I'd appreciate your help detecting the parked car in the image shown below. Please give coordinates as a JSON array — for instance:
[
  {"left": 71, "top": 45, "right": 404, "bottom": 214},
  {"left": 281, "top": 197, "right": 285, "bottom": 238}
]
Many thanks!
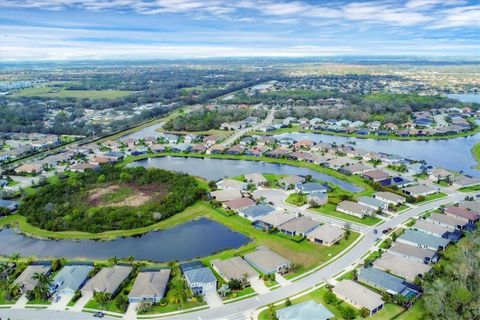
[
  {"left": 53, "top": 295, "right": 61, "bottom": 303},
  {"left": 373, "top": 229, "right": 378, "bottom": 234},
  {"left": 382, "top": 228, "right": 392, "bottom": 234},
  {"left": 93, "top": 312, "right": 104, "bottom": 318}
]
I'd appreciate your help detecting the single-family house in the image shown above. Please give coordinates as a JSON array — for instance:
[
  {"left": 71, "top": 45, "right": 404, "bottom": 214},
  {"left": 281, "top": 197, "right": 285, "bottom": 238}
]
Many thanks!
[
  {"left": 373, "top": 192, "right": 406, "bottom": 205},
  {"left": 244, "top": 173, "right": 268, "bottom": 186},
  {"left": 397, "top": 229, "right": 450, "bottom": 251},
  {"left": 0, "top": 199, "right": 19, "bottom": 213},
  {"left": 15, "top": 163, "right": 42, "bottom": 174},
  {"left": 244, "top": 247, "right": 291, "bottom": 274},
  {"left": 362, "top": 169, "right": 389, "bottom": 182},
  {"left": 306, "top": 224, "right": 344, "bottom": 246},
  {"left": 307, "top": 192, "right": 328, "bottom": 206},
  {"left": 388, "top": 242, "right": 438, "bottom": 264},
  {"left": 342, "top": 163, "right": 373, "bottom": 175},
  {"left": 81, "top": 265, "right": 132, "bottom": 295},
  {"left": 427, "top": 213, "right": 469, "bottom": 230},
  {"left": 224, "top": 197, "right": 256, "bottom": 211},
  {"left": 358, "top": 196, "right": 389, "bottom": 211},
  {"left": 336, "top": 201, "right": 373, "bottom": 218},
  {"left": 239, "top": 203, "right": 276, "bottom": 221},
  {"left": 373, "top": 253, "right": 431, "bottom": 282},
  {"left": 169, "top": 143, "right": 191, "bottom": 153},
  {"left": 216, "top": 179, "right": 247, "bottom": 190},
  {"left": 211, "top": 257, "right": 258, "bottom": 283},
  {"left": 69, "top": 163, "right": 99, "bottom": 172},
  {"left": 255, "top": 212, "right": 296, "bottom": 230},
  {"left": 358, "top": 267, "right": 418, "bottom": 297},
  {"left": 128, "top": 269, "right": 171, "bottom": 303},
  {"left": 50, "top": 264, "right": 93, "bottom": 295},
  {"left": 210, "top": 189, "right": 242, "bottom": 202},
  {"left": 429, "top": 168, "right": 453, "bottom": 182},
  {"left": 183, "top": 266, "right": 217, "bottom": 295},
  {"left": 208, "top": 145, "right": 226, "bottom": 154},
  {"left": 444, "top": 206, "right": 479, "bottom": 224},
  {"left": 452, "top": 176, "right": 480, "bottom": 189},
  {"left": 191, "top": 144, "right": 208, "bottom": 153},
  {"left": 413, "top": 219, "right": 452, "bottom": 237},
  {"left": 14, "top": 263, "right": 52, "bottom": 294},
  {"left": 402, "top": 185, "right": 437, "bottom": 198},
  {"left": 332, "top": 280, "right": 384, "bottom": 316},
  {"left": 226, "top": 145, "right": 245, "bottom": 155},
  {"left": 277, "top": 216, "right": 320, "bottom": 236},
  {"left": 279, "top": 175, "right": 304, "bottom": 188},
  {"left": 276, "top": 301, "right": 334, "bottom": 320},
  {"left": 295, "top": 182, "right": 329, "bottom": 194}
]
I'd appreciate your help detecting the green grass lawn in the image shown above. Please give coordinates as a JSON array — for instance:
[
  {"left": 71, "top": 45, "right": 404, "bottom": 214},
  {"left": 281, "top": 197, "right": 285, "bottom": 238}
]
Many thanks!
[
  {"left": 394, "top": 299, "right": 426, "bottom": 320},
  {"left": 311, "top": 203, "right": 382, "bottom": 226},
  {"left": 285, "top": 193, "right": 307, "bottom": 206},
  {"left": 417, "top": 192, "right": 447, "bottom": 203},
  {"left": 224, "top": 286, "right": 255, "bottom": 301},
  {"left": 459, "top": 184, "right": 480, "bottom": 192},
  {"left": 0, "top": 290, "right": 16, "bottom": 305},
  {"left": 472, "top": 141, "right": 480, "bottom": 169},
  {"left": 12, "top": 87, "right": 134, "bottom": 99},
  {"left": 139, "top": 299, "right": 207, "bottom": 314},
  {"left": 27, "top": 298, "right": 51, "bottom": 305}
]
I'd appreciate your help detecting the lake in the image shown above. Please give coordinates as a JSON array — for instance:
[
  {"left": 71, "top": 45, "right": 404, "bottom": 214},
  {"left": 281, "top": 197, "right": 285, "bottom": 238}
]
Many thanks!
[
  {"left": 0, "top": 218, "right": 250, "bottom": 262},
  {"left": 130, "top": 156, "right": 363, "bottom": 192},
  {"left": 446, "top": 93, "right": 480, "bottom": 104},
  {"left": 274, "top": 132, "right": 480, "bottom": 177}
]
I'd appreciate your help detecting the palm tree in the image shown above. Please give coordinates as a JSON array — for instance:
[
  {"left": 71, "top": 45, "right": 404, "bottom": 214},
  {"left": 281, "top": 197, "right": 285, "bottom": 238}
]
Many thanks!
[
  {"left": 7, "top": 282, "right": 21, "bottom": 301},
  {"left": 32, "top": 272, "right": 52, "bottom": 301},
  {"left": 9, "top": 253, "right": 21, "bottom": 264},
  {"left": 0, "top": 262, "right": 10, "bottom": 291}
]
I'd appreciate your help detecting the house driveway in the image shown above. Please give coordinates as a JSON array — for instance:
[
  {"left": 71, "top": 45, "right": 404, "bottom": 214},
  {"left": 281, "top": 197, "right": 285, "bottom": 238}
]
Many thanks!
[
  {"left": 48, "top": 293, "right": 74, "bottom": 310},
  {"left": 275, "top": 274, "right": 291, "bottom": 287},
  {"left": 12, "top": 293, "right": 28, "bottom": 309},
  {"left": 204, "top": 290, "right": 223, "bottom": 308},
  {"left": 249, "top": 278, "right": 269, "bottom": 295},
  {"left": 70, "top": 291, "right": 93, "bottom": 311},
  {"left": 124, "top": 302, "right": 138, "bottom": 320}
]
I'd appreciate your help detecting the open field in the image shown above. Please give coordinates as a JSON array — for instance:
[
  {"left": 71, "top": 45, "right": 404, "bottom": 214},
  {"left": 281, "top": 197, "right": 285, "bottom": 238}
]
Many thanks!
[{"left": 11, "top": 87, "right": 134, "bottom": 99}]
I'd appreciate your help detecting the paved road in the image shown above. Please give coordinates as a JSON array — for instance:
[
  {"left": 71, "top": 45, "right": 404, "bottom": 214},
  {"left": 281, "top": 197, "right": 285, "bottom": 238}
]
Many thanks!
[
  {"left": 2, "top": 191, "right": 474, "bottom": 320},
  {"left": 217, "top": 110, "right": 275, "bottom": 148},
  {"left": 0, "top": 309, "right": 118, "bottom": 320}
]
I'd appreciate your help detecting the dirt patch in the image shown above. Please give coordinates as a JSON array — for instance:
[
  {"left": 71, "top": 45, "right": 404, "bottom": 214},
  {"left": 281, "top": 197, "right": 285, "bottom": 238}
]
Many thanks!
[{"left": 86, "top": 183, "right": 169, "bottom": 208}]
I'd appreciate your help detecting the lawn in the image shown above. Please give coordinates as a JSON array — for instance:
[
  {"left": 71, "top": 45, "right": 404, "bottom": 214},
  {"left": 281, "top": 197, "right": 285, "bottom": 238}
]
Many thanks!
[
  {"left": 394, "top": 299, "right": 426, "bottom": 320},
  {"left": 459, "top": 184, "right": 480, "bottom": 192},
  {"left": 12, "top": 87, "right": 134, "bottom": 99},
  {"left": 472, "top": 141, "right": 480, "bottom": 169},
  {"left": 285, "top": 193, "right": 307, "bottom": 206},
  {"left": 417, "top": 192, "right": 447, "bottom": 203},
  {"left": 311, "top": 203, "right": 382, "bottom": 226},
  {"left": 0, "top": 289, "right": 16, "bottom": 305},
  {"left": 224, "top": 286, "right": 256, "bottom": 301},
  {"left": 258, "top": 286, "right": 404, "bottom": 320}
]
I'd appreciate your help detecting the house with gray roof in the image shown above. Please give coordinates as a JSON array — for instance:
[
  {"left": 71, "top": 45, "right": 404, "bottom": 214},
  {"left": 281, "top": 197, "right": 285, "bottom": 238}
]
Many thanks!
[
  {"left": 14, "top": 263, "right": 52, "bottom": 294},
  {"left": 128, "top": 269, "right": 171, "bottom": 303},
  {"left": 358, "top": 196, "right": 389, "bottom": 211},
  {"left": 332, "top": 280, "right": 384, "bottom": 316},
  {"left": 210, "top": 189, "right": 242, "bottom": 202},
  {"left": 427, "top": 213, "right": 469, "bottom": 230},
  {"left": 183, "top": 267, "right": 217, "bottom": 295},
  {"left": 307, "top": 192, "right": 328, "bottom": 206},
  {"left": 255, "top": 212, "right": 296, "bottom": 230},
  {"left": 373, "top": 191, "right": 406, "bottom": 205},
  {"left": 279, "top": 175, "right": 304, "bottom": 188},
  {"left": 398, "top": 229, "right": 450, "bottom": 251},
  {"left": 239, "top": 203, "right": 276, "bottom": 222},
  {"left": 388, "top": 242, "right": 438, "bottom": 264},
  {"left": 413, "top": 219, "right": 452, "bottom": 237},
  {"left": 276, "top": 300, "right": 334, "bottom": 320},
  {"left": 278, "top": 216, "right": 320, "bottom": 236},
  {"left": 0, "top": 199, "right": 18, "bottom": 213},
  {"left": 295, "top": 182, "right": 329, "bottom": 194},
  {"left": 373, "top": 253, "right": 431, "bottom": 282},
  {"left": 216, "top": 179, "right": 247, "bottom": 190},
  {"left": 244, "top": 247, "right": 292, "bottom": 274},
  {"left": 402, "top": 184, "right": 437, "bottom": 198},
  {"left": 244, "top": 173, "right": 267, "bottom": 186},
  {"left": 336, "top": 200, "right": 373, "bottom": 218},
  {"left": 211, "top": 257, "right": 258, "bottom": 283},
  {"left": 306, "top": 224, "right": 344, "bottom": 246},
  {"left": 81, "top": 265, "right": 132, "bottom": 295},
  {"left": 358, "top": 267, "right": 419, "bottom": 297},
  {"left": 51, "top": 264, "right": 93, "bottom": 295}
]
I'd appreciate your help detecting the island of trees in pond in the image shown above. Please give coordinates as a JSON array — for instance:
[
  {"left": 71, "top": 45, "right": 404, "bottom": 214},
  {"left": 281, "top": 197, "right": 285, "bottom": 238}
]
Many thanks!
[{"left": 19, "top": 165, "right": 205, "bottom": 233}]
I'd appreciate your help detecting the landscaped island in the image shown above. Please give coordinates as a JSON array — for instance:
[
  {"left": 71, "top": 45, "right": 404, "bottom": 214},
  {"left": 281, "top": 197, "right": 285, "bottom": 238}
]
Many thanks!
[{"left": 18, "top": 165, "right": 204, "bottom": 233}]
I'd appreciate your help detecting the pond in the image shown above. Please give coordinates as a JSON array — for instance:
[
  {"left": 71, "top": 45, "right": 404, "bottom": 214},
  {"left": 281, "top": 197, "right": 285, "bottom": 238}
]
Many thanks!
[
  {"left": 274, "top": 132, "right": 480, "bottom": 177},
  {"left": 130, "top": 156, "right": 363, "bottom": 192},
  {"left": 0, "top": 218, "right": 250, "bottom": 262},
  {"left": 446, "top": 93, "right": 480, "bottom": 104}
]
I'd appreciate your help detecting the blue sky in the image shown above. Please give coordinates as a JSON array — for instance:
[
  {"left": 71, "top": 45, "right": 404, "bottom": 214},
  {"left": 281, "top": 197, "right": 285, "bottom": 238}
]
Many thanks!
[{"left": 0, "top": 0, "right": 479, "bottom": 60}]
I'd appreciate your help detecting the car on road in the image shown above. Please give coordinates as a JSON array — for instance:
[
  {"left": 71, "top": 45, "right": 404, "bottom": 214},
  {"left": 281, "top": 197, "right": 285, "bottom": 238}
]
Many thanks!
[
  {"left": 382, "top": 228, "right": 392, "bottom": 234},
  {"left": 476, "top": 194, "right": 480, "bottom": 198},
  {"left": 373, "top": 229, "right": 378, "bottom": 234},
  {"left": 93, "top": 312, "right": 104, "bottom": 318}
]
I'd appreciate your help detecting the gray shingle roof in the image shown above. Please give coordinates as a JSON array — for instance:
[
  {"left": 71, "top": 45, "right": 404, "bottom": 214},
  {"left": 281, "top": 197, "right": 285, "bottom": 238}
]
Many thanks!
[
  {"left": 184, "top": 267, "right": 216, "bottom": 285},
  {"left": 81, "top": 265, "right": 132, "bottom": 294},
  {"left": 240, "top": 204, "right": 275, "bottom": 218},
  {"left": 128, "top": 270, "right": 171, "bottom": 299},
  {"left": 52, "top": 265, "right": 93, "bottom": 293},
  {"left": 358, "top": 267, "right": 407, "bottom": 294},
  {"left": 399, "top": 229, "right": 450, "bottom": 250}
]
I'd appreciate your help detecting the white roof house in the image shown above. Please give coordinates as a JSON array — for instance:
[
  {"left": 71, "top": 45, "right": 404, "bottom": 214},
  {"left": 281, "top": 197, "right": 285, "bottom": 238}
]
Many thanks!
[
  {"left": 373, "top": 253, "right": 431, "bottom": 282},
  {"left": 332, "top": 280, "right": 384, "bottom": 316},
  {"left": 211, "top": 257, "right": 259, "bottom": 282},
  {"left": 128, "top": 270, "right": 171, "bottom": 303},
  {"left": 306, "top": 224, "right": 344, "bottom": 246}
]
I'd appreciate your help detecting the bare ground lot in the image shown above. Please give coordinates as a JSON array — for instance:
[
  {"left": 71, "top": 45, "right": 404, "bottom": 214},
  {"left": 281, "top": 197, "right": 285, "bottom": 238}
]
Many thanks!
[{"left": 87, "top": 183, "right": 168, "bottom": 207}]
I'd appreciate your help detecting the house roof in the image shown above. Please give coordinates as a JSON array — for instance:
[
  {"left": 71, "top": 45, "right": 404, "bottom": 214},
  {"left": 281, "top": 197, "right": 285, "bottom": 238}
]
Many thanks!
[
  {"left": 211, "top": 257, "right": 258, "bottom": 281},
  {"left": 276, "top": 300, "right": 334, "bottom": 320},
  {"left": 399, "top": 229, "right": 450, "bottom": 249},
  {"left": 306, "top": 224, "right": 344, "bottom": 243},
  {"left": 184, "top": 267, "right": 216, "bottom": 285},
  {"left": 363, "top": 169, "right": 389, "bottom": 180},
  {"left": 240, "top": 204, "right": 276, "bottom": 218},
  {"left": 358, "top": 267, "right": 407, "bottom": 294},
  {"left": 445, "top": 206, "right": 479, "bottom": 221},
  {"left": 337, "top": 201, "right": 372, "bottom": 215},
  {"left": 256, "top": 212, "right": 296, "bottom": 227},
  {"left": 225, "top": 197, "right": 256, "bottom": 210},
  {"left": 374, "top": 191, "right": 406, "bottom": 203},
  {"left": 128, "top": 270, "right": 170, "bottom": 299},
  {"left": 280, "top": 175, "right": 304, "bottom": 185},
  {"left": 414, "top": 219, "right": 452, "bottom": 236},
  {"left": 296, "top": 182, "right": 329, "bottom": 193},
  {"left": 402, "top": 184, "right": 436, "bottom": 196},
  {"left": 358, "top": 196, "right": 387, "bottom": 208},
  {"left": 373, "top": 253, "right": 431, "bottom": 281},
  {"left": 332, "top": 280, "right": 383, "bottom": 311},
  {"left": 0, "top": 199, "right": 18, "bottom": 210},
  {"left": 52, "top": 265, "right": 93, "bottom": 293},
  {"left": 82, "top": 265, "right": 132, "bottom": 294},
  {"left": 389, "top": 242, "right": 437, "bottom": 261},
  {"left": 210, "top": 189, "right": 242, "bottom": 202},
  {"left": 14, "top": 264, "right": 52, "bottom": 291},
  {"left": 343, "top": 163, "right": 372, "bottom": 174},
  {"left": 244, "top": 247, "right": 291, "bottom": 274},
  {"left": 427, "top": 213, "right": 468, "bottom": 228},
  {"left": 217, "top": 179, "right": 246, "bottom": 190},
  {"left": 180, "top": 261, "right": 204, "bottom": 273},
  {"left": 244, "top": 173, "right": 267, "bottom": 184},
  {"left": 278, "top": 216, "right": 320, "bottom": 234},
  {"left": 458, "top": 200, "right": 480, "bottom": 213}
]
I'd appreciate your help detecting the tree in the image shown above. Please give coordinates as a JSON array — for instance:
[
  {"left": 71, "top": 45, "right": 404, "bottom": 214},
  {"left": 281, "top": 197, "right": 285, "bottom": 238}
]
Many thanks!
[
  {"left": 324, "top": 290, "right": 337, "bottom": 304},
  {"left": 94, "top": 291, "right": 111, "bottom": 308},
  {"left": 9, "top": 253, "right": 21, "bottom": 264},
  {"left": 360, "top": 307, "right": 370, "bottom": 318},
  {"left": 344, "top": 222, "right": 351, "bottom": 240},
  {"left": 284, "top": 297, "right": 291, "bottom": 307},
  {"left": 340, "top": 306, "right": 357, "bottom": 319},
  {"left": 305, "top": 174, "right": 312, "bottom": 182},
  {"left": 6, "top": 282, "right": 21, "bottom": 301},
  {"left": 266, "top": 303, "right": 277, "bottom": 320},
  {"left": 32, "top": 272, "right": 53, "bottom": 301}
]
